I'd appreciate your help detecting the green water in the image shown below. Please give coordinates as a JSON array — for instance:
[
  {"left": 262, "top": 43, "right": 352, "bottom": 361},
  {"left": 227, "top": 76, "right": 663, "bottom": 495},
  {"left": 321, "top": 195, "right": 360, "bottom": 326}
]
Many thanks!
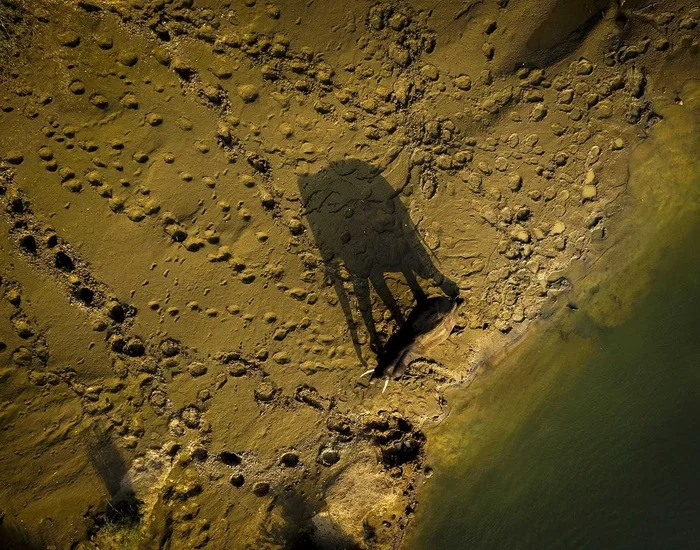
[{"left": 408, "top": 84, "right": 700, "bottom": 549}]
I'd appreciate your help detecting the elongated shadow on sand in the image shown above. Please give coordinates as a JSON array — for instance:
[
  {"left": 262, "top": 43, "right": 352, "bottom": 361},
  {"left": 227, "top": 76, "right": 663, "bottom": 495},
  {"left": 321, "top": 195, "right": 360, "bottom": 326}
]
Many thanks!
[
  {"left": 0, "top": 428, "right": 136, "bottom": 548},
  {"left": 84, "top": 427, "right": 140, "bottom": 526},
  {"left": 0, "top": 517, "right": 47, "bottom": 550},
  {"left": 298, "top": 159, "right": 458, "bottom": 362},
  {"left": 260, "top": 489, "right": 360, "bottom": 550}
]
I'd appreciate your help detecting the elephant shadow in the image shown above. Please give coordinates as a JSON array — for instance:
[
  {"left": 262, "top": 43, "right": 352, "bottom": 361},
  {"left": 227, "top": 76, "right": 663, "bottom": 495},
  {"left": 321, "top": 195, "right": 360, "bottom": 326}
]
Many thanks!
[{"left": 298, "top": 158, "right": 458, "bottom": 361}]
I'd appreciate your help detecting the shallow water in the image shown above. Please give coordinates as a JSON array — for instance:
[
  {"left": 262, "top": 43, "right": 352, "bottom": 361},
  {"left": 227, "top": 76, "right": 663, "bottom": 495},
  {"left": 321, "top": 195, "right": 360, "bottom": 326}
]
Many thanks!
[{"left": 407, "top": 84, "right": 700, "bottom": 549}]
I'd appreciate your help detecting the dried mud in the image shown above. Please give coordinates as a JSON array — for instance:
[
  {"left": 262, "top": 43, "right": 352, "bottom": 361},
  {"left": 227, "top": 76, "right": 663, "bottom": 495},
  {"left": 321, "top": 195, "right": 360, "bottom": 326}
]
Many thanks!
[{"left": 0, "top": 0, "right": 698, "bottom": 548}]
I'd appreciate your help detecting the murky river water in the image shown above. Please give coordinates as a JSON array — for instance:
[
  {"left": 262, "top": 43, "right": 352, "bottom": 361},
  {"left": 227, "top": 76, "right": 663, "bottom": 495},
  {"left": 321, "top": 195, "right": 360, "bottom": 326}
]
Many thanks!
[{"left": 407, "top": 83, "right": 700, "bottom": 549}]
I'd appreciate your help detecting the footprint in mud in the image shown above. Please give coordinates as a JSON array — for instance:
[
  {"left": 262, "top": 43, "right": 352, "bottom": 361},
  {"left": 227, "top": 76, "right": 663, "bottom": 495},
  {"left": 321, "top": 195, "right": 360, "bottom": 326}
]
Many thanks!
[{"left": 298, "top": 159, "right": 458, "bottom": 358}]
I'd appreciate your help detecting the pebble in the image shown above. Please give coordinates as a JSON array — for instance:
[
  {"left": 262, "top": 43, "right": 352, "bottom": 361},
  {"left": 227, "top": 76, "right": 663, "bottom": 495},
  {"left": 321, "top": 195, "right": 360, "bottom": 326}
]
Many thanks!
[
  {"left": 237, "top": 84, "right": 259, "bottom": 103},
  {"left": 576, "top": 58, "right": 593, "bottom": 75},
  {"left": 133, "top": 151, "right": 149, "bottom": 163},
  {"left": 188, "top": 362, "right": 208, "bottom": 377},
  {"left": 173, "top": 118, "right": 193, "bottom": 133},
  {"left": 181, "top": 406, "right": 201, "bottom": 428},
  {"left": 550, "top": 222, "right": 565, "bottom": 235},
  {"left": 227, "top": 362, "right": 246, "bottom": 377},
  {"left": 152, "top": 46, "right": 171, "bottom": 66},
  {"left": 68, "top": 80, "right": 85, "bottom": 94},
  {"left": 530, "top": 104, "right": 547, "bottom": 121},
  {"left": 57, "top": 30, "right": 80, "bottom": 47},
  {"left": 38, "top": 146, "right": 54, "bottom": 160},
  {"left": 118, "top": 51, "right": 138, "bottom": 67},
  {"left": 584, "top": 169, "right": 596, "bottom": 185},
  {"left": 146, "top": 113, "right": 163, "bottom": 126},
  {"left": 120, "top": 93, "right": 138, "bottom": 109},
  {"left": 5, "top": 150, "right": 24, "bottom": 165},
  {"left": 272, "top": 351, "right": 290, "bottom": 364},
  {"left": 421, "top": 64, "right": 439, "bottom": 81},
  {"left": 508, "top": 174, "right": 522, "bottom": 192},
  {"left": 582, "top": 185, "right": 597, "bottom": 200},
  {"left": 95, "top": 34, "right": 113, "bottom": 49},
  {"left": 254, "top": 382, "right": 277, "bottom": 402},
  {"left": 89, "top": 94, "right": 108, "bottom": 109}
]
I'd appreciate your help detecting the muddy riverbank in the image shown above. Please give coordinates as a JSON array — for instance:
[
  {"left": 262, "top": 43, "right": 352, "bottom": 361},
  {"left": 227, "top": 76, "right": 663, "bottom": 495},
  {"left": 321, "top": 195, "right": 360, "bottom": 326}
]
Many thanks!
[{"left": 0, "top": 1, "right": 698, "bottom": 548}]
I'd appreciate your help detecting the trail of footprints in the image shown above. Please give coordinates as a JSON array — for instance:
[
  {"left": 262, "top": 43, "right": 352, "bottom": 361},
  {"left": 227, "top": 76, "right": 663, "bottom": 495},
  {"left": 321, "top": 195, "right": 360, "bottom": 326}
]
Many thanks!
[
  {"left": 11, "top": 0, "right": 655, "bottom": 341},
  {"left": 1, "top": 165, "right": 392, "bottom": 522},
  {"left": 1, "top": 0, "right": 698, "bottom": 545}
]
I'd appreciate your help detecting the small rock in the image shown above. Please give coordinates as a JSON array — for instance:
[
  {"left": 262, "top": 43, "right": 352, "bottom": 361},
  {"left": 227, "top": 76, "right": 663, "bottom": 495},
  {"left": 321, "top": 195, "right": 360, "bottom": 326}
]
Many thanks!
[
  {"left": 420, "top": 64, "right": 439, "bottom": 81},
  {"left": 582, "top": 185, "right": 597, "bottom": 200},
  {"left": 455, "top": 74, "right": 472, "bottom": 92},
  {"left": 254, "top": 382, "right": 277, "bottom": 402},
  {"left": 5, "top": 150, "right": 23, "bottom": 165},
  {"left": 576, "top": 58, "right": 593, "bottom": 75},
  {"left": 188, "top": 362, "right": 208, "bottom": 377},
  {"left": 508, "top": 174, "right": 522, "bottom": 192},
  {"left": 237, "top": 84, "right": 259, "bottom": 103},
  {"left": 68, "top": 80, "right": 85, "bottom": 95},
  {"left": 58, "top": 30, "right": 80, "bottom": 47},
  {"left": 272, "top": 351, "right": 290, "bottom": 364},
  {"left": 89, "top": 94, "right": 108, "bottom": 109},
  {"left": 118, "top": 51, "right": 138, "bottom": 67},
  {"left": 95, "top": 34, "right": 113, "bottom": 49},
  {"left": 181, "top": 406, "right": 201, "bottom": 428},
  {"left": 550, "top": 222, "right": 565, "bottom": 235}
]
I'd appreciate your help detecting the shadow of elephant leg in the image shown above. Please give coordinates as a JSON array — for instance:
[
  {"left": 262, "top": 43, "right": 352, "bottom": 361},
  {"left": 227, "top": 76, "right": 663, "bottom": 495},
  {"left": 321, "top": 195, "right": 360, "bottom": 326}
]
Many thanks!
[
  {"left": 370, "top": 272, "right": 405, "bottom": 324},
  {"left": 437, "top": 273, "right": 460, "bottom": 298},
  {"left": 331, "top": 273, "right": 366, "bottom": 365},
  {"left": 352, "top": 276, "right": 380, "bottom": 351},
  {"left": 402, "top": 266, "right": 428, "bottom": 305},
  {"left": 410, "top": 257, "right": 460, "bottom": 299}
]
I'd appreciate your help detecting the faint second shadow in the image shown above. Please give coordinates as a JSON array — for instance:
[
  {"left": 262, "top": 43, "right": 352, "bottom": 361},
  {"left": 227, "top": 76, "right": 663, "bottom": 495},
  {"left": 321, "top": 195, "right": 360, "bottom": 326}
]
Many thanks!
[
  {"left": 298, "top": 159, "right": 458, "bottom": 361},
  {"left": 259, "top": 489, "right": 360, "bottom": 550},
  {"left": 84, "top": 427, "right": 140, "bottom": 528}
]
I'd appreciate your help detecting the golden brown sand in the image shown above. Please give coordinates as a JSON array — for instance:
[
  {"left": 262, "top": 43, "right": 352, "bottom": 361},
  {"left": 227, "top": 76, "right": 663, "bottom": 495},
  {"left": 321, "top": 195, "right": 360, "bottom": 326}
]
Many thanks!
[{"left": 0, "top": 0, "right": 697, "bottom": 548}]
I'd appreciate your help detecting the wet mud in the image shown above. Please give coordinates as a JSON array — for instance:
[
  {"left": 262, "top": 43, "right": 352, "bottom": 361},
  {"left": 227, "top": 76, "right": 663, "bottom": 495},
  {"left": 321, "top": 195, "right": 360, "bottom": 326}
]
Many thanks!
[{"left": 0, "top": 0, "right": 698, "bottom": 548}]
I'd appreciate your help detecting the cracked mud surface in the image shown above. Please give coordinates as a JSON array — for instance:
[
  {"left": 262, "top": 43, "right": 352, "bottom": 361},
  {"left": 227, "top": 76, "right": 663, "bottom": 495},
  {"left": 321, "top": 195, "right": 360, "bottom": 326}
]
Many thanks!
[{"left": 0, "top": 0, "right": 698, "bottom": 548}]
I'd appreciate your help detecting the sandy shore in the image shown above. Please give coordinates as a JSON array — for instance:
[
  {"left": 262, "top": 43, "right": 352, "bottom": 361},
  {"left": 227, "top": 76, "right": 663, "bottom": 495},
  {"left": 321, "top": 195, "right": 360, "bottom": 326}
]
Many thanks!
[{"left": 0, "top": 0, "right": 698, "bottom": 548}]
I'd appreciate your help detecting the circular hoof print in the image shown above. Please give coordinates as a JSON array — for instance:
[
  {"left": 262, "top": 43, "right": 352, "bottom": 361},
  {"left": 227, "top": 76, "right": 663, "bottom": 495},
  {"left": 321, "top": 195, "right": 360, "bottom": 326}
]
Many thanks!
[
  {"left": 252, "top": 482, "right": 270, "bottom": 497},
  {"left": 319, "top": 448, "right": 340, "bottom": 466},
  {"left": 219, "top": 451, "right": 242, "bottom": 466},
  {"left": 230, "top": 474, "right": 244, "bottom": 487},
  {"left": 280, "top": 452, "right": 299, "bottom": 467}
]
